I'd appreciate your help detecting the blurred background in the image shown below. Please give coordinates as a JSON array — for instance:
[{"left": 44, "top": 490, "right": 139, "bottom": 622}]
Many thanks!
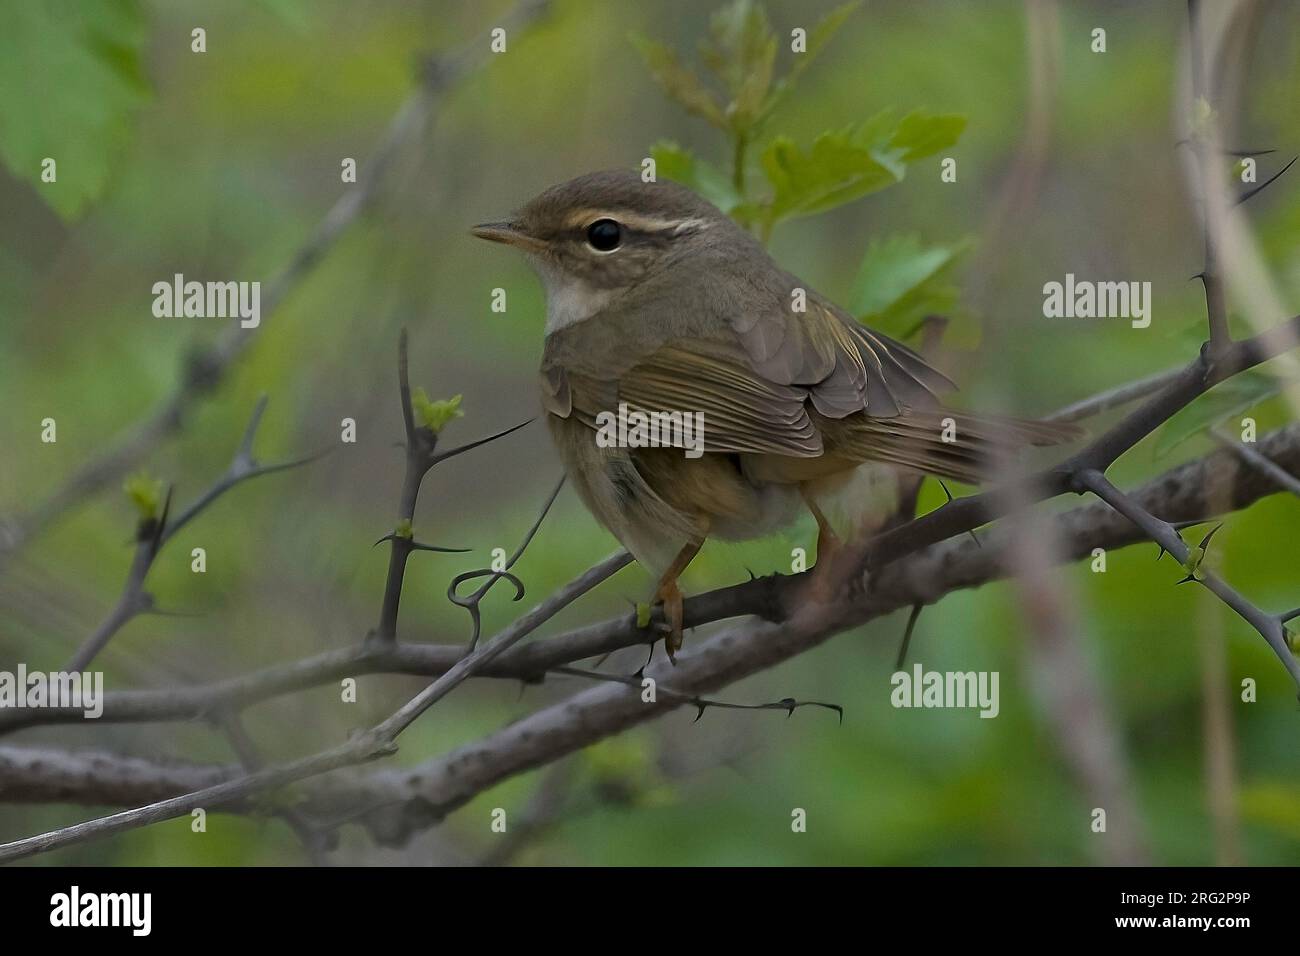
[{"left": 1, "top": 0, "right": 1298, "bottom": 865}]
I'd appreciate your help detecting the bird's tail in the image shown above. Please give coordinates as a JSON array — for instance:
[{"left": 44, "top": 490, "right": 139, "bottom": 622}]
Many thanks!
[{"left": 829, "top": 409, "right": 1083, "bottom": 485}]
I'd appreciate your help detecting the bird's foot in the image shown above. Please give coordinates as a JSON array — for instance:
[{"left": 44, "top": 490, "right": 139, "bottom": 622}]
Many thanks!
[{"left": 652, "top": 575, "right": 686, "bottom": 664}]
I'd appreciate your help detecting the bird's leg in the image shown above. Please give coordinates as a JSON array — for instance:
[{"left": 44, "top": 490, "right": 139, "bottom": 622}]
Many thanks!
[
  {"left": 653, "top": 538, "right": 704, "bottom": 663},
  {"left": 800, "top": 487, "right": 845, "bottom": 603},
  {"left": 799, "top": 487, "right": 842, "bottom": 565}
]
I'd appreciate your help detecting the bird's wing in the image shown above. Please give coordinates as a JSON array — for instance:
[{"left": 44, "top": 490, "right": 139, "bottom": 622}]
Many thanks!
[
  {"left": 551, "top": 341, "right": 821, "bottom": 456},
  {"left": 541, "top": 289, "right": 959, "bottom": 452},
  {"left": 730, "top": 293, "right": 956, "bottom": 419}
]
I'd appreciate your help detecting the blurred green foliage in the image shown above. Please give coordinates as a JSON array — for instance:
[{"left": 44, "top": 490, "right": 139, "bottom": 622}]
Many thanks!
[
  {"left": 1, "top": 0, "right": 1298, "bottom": 866},
  {"left": 0, "top": 0, "right": 150, "bottom": 219}
]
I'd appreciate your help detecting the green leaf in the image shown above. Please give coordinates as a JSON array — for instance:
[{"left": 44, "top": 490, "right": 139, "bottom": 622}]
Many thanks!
[
  {"left": 848, "top": 235, "right": 977, "bottom": 347},
  {"left": 650, "top": 140, "right": 742, "bottom": 212},
  {"left": 411, "top": 388, "right": 464, "bottom": 434},
  {"left": 700, "top": 0, "right": 777, "bottom": 128},
  {"left": 631, "top": 35, "right": 726, "bottom": 129},
  {"left": 1153, "top": 371, "right": 1283, "bottom": 458},
  {"left": 888, "top": 111, "right": 967, "bottom": 163},
  {"left": 0, "top": 1, "right": 151, "bottom": 220},
  {"left": 759, "top": 127, "right": 899, "bottom": 224},
  {"left": 754, "top": 110, "right": 966, "bottom": 229},
  {"left": 849, "top": 235, "right": 965, "bottom": 318},
  {"left": 123, "top": 471, "right": 164, "bottom": 521}
]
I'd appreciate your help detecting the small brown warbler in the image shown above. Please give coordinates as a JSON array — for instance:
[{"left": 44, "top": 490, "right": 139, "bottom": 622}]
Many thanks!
[{"left": 474, "top": 170, "right": 1076, "bottom": 657}]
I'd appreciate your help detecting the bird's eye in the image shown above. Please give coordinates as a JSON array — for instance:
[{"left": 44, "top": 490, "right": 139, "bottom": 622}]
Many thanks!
[{"left": 586, "top": 218, "right": 622, "bottom": 252}]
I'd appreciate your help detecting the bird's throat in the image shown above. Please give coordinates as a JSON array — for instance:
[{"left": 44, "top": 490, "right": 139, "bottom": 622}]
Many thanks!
[{"left": 532, "top": 258, "right": 615, "bottom": 335}]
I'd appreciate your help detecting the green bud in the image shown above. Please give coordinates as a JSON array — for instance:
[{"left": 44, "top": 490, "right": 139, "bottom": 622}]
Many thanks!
[
  {"left": 411, "top": 388, "right": 463, "bottom": 434},
  {"left": 123, "top": 471, "right": 164, "bottom": 521}
]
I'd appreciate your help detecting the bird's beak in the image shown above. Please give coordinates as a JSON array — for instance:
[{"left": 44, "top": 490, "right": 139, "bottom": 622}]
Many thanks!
[{"left": 470, "top": 221, "right": 545, "bottom": 253}]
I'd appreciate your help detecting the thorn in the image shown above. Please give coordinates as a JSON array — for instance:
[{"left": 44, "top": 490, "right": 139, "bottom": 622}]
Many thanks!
[
  {"left": 693, "top": 703, "right": 706, "bottom": 722},
  {"left": 237, "top": 395, "right": 270, "bottom": 459},
  {"left": 938, "top": 479, "right": 955, "bottom": 503},
  {"left": 145, "top": 606, "right": 205, "bottom": 619},
  {"left": 429, "top": 418, "right": 534, "bottom": 465},
  {"left": 937, "top": 479, "right": 979, "bottom": 547},
  {"left": 409, "top": 540, "right": 472, "bottom": 553},
  {"left": 149, "top": 486, "right": 174, "bottom": 557},
  {"left": 1238, "top": 155, "right": 1298, "bottom": 205},
  {"left": 1198, "top": 522, "right": 1225, "bottom": 551},
  {"left": 896, "top": 602, "right": 924, "bottom": 669}
]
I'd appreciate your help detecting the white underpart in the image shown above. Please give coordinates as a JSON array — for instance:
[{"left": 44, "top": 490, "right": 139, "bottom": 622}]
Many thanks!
[
  {"left": 530, "top": 255, "right": 614, "bottom": 335},
  {"left": 816, "top": 462, "right": 901, "bottom": 540}
]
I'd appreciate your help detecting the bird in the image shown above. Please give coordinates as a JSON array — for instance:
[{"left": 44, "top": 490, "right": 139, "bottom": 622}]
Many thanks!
[{"left": 473, "top": 169, "right": 1077, "bottom": 659}]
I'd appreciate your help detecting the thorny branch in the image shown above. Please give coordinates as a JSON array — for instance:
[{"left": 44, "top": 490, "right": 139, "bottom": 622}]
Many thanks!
[
  {"left": 372, "top": 330, "right": 527, "bottom": 643},
  {"left": 5, "top": 419, "right": 1300, "bottom": 857},
  {"left": 550, "top": 665, "right": 844, "bottom": 724}
]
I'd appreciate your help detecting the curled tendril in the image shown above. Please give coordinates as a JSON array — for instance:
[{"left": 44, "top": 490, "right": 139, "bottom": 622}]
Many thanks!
[{"left": 444, "top": 475, "right": 566, "bottom": 649}]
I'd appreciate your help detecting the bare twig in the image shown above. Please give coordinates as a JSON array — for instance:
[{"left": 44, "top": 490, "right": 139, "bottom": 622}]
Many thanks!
[
  {"left": 1188, "top": 0, "right": 1231, "bottom": 353},
  {"left": 66, "top": 398, "right": 315, "bottom": 672},
  {"left": 1045, "top": 366, "right": 1184, "bottom": 423},
  {"left": 551, "top": 665, "right": 843, "bottom": 724},
  {"left": 217, "top": 712, "right": 335, "bottom": 865},
  {"left": 1211, "top": 426, "right": 1300, "bottom": 497}
]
